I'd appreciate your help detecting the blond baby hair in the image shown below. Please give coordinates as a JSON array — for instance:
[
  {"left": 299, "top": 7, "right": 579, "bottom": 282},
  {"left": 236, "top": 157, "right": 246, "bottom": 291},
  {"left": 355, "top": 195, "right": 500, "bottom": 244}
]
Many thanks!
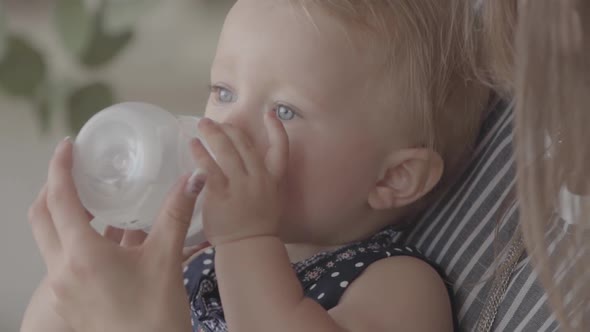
[{"left": 292, "top": 0, "right": 490, "bottom": 188}]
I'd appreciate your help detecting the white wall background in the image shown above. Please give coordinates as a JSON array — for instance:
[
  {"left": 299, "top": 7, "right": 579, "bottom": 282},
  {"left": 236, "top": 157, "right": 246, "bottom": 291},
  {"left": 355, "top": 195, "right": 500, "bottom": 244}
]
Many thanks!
[{"left": 0, "top": 1, "right": 229, "bottom": 330}]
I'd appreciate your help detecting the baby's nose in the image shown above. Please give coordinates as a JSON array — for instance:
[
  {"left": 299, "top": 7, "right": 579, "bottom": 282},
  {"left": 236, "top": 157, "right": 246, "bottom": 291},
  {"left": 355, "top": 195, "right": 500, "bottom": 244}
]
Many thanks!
[
  {"left": 220, "top": 110, "right": 251, "bottom": 133},
  {"left": 219, "top": 110, "right": 265, "bottom": 149},
  {"left": 221, "top": 110, "right": 246, "bottom": 127}
]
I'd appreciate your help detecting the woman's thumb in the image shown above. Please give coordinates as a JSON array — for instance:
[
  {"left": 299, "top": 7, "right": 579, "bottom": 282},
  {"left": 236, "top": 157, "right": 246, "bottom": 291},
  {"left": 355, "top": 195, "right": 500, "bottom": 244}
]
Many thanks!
[{"left": 146, "top": 170, "right": 206, "bottom": 256}]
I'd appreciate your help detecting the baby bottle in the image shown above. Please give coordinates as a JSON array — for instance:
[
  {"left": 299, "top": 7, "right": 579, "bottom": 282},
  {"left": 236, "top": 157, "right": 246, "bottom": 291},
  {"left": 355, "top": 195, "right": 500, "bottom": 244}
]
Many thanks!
[{"left": 71, "top": 102, "right": 209, "bottom": 245}]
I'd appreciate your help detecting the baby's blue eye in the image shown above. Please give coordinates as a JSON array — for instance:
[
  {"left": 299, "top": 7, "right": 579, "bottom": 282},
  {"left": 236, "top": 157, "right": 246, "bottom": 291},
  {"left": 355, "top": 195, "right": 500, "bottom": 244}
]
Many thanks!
[
  {"left": 276, "top": 105, "right": 296, "bottom": 121},
  {"left": 211, "top": 85, "right": 236, "bottom": 103},
  {"left": 218, "top": 87, "right": 235, "bottom": 103}
]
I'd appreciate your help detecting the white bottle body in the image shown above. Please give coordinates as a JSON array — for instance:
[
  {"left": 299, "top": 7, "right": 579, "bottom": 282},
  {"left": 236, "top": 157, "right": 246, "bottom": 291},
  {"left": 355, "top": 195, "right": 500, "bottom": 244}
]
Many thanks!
[{"left": 72, "top": 102, "right": 207, "bottom": 244}]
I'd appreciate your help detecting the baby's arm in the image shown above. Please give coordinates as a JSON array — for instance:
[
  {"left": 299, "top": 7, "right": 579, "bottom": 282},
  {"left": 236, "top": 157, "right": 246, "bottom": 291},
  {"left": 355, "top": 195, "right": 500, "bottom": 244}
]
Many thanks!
[{"left": 216, "top": 237, "right": 452, "bottom": 332}]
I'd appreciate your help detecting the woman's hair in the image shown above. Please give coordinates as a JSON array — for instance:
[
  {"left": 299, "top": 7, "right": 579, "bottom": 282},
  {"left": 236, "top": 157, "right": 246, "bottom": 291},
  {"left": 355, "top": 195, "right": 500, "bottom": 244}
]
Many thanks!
[
  {"left": 473, "top": 0, "right": 590, "bottom": 330},
  {"left": 291, "top": 0, "right": 490, "bottom": 186}
]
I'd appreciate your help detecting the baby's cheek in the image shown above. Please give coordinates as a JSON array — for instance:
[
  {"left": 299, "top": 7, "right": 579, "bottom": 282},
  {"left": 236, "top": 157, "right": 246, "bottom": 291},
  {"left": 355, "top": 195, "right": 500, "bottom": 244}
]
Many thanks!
[
  {"left": 278, "top": 146, "right": 375, "bottom": 241},
  {"left": 285, "top": 147, "right": 367, "bottom": 212}
]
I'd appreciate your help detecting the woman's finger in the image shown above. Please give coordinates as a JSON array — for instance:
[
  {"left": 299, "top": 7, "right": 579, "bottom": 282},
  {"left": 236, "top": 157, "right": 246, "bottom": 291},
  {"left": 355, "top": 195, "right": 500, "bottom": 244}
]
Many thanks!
[
  {"left": 28, "top": 184, "right": 61, "bottom": 270},
  {"left": 103, "top": 226, "right": 124, "bottom": 244},
  {"left": 145, "top": 173, "right": 204, "bottom": 258},
  {"left": 264, "top": 111, "right": 290, "bottom": 179},
  {"left": 198, "top": 118, "right": 247, "bottom": 176},
  {"left": 190, "top": 138, "right": 226, "bottom": 190},
  {"left": 46, "top": 138, "right": 97, "bottom": 249}
]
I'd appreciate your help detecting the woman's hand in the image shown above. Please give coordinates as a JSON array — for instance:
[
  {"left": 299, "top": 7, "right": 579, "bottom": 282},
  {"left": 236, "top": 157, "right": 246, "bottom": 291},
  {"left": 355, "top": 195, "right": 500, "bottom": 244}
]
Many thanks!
[
  {"left": 20, "top": 275, "right": 74, "bottom": 332},
  {"left": 191, "top": 110, "right": 289, "bottom": 246},
  {"left": 20, "top": 227, "right": 164, "bottom": 332},
  {"left": 27, "top": 138, "right": 207, "bottom": 332}
]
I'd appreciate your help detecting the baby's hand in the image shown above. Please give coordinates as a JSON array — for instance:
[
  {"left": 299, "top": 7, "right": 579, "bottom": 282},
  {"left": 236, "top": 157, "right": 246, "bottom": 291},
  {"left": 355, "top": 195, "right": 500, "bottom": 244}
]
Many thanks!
[{"left": 191, "top": 111, "right": 289, "bottom": 246}]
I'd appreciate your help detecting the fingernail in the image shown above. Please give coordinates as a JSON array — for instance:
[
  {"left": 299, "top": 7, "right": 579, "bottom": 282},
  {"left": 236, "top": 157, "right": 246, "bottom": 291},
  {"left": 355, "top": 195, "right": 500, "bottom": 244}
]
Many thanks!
[
  {"left": 200, "top": 118, "right": 213, "bottom": 127},
  {"left": 55, "top": 137, "right": 71, "bottom": 153},
  {"left": 185, "top": 169, "right": 207, "bottom": 197},
  {"left": 191, "top": 137, "right": 202, "bottom": 147}
]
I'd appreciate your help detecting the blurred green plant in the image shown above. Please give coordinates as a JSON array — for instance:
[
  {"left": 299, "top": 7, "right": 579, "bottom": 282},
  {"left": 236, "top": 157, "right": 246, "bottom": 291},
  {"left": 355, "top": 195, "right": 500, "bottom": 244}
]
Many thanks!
[
  {"left": 0, "top": 3, "right": 7, "bottom": 60},
  {"left": 0, "top": 36, "right": 46, "bottom": 98},
  {"left": 0, "top": 0, "right": 158, "bottom": 134}
]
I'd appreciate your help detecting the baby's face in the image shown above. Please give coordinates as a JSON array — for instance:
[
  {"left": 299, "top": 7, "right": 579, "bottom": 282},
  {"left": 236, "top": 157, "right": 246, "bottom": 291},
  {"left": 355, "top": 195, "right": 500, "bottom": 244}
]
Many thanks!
[{"left": 205, "top": 0, "right": 403, "bottom": 244}]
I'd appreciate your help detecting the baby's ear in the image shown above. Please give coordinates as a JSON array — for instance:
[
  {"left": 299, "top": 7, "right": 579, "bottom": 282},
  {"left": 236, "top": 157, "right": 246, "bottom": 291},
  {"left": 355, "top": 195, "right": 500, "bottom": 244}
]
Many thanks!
[{"left": 368, "top": 148, "right": 443, "bottom": 210}]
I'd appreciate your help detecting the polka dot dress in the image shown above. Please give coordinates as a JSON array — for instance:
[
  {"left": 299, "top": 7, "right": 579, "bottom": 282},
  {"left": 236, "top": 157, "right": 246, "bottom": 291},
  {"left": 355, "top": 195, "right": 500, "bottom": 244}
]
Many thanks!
[{"left": 183, "top": 226, "right": 456, "bottom": 332}]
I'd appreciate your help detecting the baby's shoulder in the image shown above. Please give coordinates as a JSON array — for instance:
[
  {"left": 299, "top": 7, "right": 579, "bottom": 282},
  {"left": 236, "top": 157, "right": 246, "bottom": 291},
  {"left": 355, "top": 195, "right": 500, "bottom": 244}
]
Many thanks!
[
  {"left": 354, "top": 255, "right": 448, "bottom": 294},
  {"left": 330, "top": 256, "right": 453, "bottom": 331}
]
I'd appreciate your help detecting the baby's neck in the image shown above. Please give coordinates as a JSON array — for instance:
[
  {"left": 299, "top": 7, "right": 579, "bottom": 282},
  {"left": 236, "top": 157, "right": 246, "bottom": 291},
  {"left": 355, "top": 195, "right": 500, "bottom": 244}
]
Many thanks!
[
  {"left": 285, "top": 242, "right": 344, "bottom": 263},
  {"left": 283, "top": 213, "right": 397, "bottom": 263}
]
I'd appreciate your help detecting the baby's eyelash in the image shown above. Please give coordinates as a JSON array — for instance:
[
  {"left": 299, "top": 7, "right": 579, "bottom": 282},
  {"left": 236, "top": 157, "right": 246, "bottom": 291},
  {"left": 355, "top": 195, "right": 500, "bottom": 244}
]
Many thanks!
[
  {"left": 209, "top": 84, "right": 237, "bottom": 104},
  {"left": 208, "top": 84, "right": 220, "bottom": 93},
  {"left": 208, "top": 84, "right": 229, "bottom": 93}
]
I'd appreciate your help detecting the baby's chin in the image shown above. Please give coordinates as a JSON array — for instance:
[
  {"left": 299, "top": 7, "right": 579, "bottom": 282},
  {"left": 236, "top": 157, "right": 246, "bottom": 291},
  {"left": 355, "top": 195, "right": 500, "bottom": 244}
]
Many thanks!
[
  {"left": 277, "top": 223, "right": 305, "bottom": 244},
  {"left": 277, "top": 220, "right": 317, "bottom": 244}
]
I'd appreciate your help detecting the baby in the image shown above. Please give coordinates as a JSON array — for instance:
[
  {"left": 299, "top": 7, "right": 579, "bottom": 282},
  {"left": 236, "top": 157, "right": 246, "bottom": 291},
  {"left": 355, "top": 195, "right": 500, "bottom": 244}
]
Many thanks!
[{"left": 184, "top": 0, "right": 489, "bottom": 331}]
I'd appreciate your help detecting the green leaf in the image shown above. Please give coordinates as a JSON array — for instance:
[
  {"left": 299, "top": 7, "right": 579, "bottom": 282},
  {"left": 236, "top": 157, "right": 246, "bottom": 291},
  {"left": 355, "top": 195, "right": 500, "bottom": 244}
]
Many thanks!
[
  {"left": 67, "top": 82, "right": 115, "bottom": 133},
  {"left": 103, "top": 0, "right": 158, "bottom": 34},
  {"left": 33, "top": 80, "right": 52, "bottom": 134},
  {"left": 36, "top": 97, "right": 51, "bottom": 134},
  {"left": 80, "top": 5, "right": 134, "bottom": 69},
  {"left": 200, "top": 0, "right": 235, "bottom": 14},
  {"left": 0, "top": 2, "right": 7, "bottom": 59},
  {"left": 0, "top": 36, "right": 46, "bottom": 97},
  {"left": 81, "top": 26, "right": 134, "bottom": 68},
  {"left": 55, "top": 0, "right": 94, "bottom": 57}
]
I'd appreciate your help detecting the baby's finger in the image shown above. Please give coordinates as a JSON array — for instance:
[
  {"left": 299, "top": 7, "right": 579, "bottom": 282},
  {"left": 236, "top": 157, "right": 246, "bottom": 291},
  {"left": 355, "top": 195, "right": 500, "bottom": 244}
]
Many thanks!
[
  {"left": 121, "top": 230, "right": 148, "bottom": 247},
  {"left": 221, "top": 124, "right": 262, "bottom": 173},
  {"left": 198, "top": 118, "right": 247, "bottom": 176},
  {"left": 47, "top": 138, "right": 97, "bottom": 249},
  {"left": 28, "top": 184, "right": 61, "bottom": 270},
  {"left": 264, "top": 111, "right": 290, "bottom": 179},
  {"left": 103, "top": 226, "right": 124, "bottom": 244}
]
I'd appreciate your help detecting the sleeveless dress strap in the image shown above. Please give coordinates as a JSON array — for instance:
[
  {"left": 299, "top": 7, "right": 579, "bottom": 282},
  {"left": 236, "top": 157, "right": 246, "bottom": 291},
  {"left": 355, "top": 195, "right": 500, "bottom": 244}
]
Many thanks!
[{"left": 184, "top": 226, "right": 458, "bottom": 332}]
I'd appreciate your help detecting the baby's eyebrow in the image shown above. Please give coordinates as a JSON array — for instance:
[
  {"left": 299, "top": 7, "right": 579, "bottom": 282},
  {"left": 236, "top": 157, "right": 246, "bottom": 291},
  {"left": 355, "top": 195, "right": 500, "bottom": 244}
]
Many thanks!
[{"left": 287, "top": 84, "right": 330, "bottom": 112}]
